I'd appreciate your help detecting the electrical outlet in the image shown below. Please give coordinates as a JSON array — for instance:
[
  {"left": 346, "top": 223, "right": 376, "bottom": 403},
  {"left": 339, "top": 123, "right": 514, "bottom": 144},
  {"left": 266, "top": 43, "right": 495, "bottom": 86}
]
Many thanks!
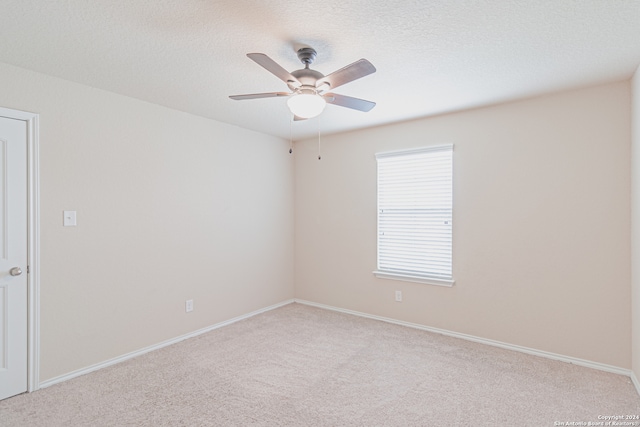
[
  {"left": 395, "top": 290, "right": 402, "bottom": 302},
  {"left": 185, "top": 299, "right": 194, "bottom": 312}
]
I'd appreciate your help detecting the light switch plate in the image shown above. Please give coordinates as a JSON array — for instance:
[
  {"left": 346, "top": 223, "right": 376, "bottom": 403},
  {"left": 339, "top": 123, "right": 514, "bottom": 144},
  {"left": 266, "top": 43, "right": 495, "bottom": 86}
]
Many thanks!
[{"left": 63, "top": 210, "right": 77, "bottom": 226}]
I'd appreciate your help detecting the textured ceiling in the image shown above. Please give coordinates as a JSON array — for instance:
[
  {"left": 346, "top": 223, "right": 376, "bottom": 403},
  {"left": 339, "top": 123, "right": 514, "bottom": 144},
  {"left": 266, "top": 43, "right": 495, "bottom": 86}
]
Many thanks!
[{"left": 1, "top": 1, "right": 639, "bottom": 140}]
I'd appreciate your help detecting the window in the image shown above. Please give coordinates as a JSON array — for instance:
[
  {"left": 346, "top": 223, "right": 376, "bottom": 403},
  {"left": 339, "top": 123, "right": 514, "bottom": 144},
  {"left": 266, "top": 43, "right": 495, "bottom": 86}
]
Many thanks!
[{"left": 374, "top": 145, "right": 454, "bottom": 287}]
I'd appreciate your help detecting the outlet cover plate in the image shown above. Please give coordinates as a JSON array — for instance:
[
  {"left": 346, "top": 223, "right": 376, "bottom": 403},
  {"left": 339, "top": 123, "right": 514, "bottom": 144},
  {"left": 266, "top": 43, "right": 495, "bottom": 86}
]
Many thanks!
[{"left": 63, "top": 210, "right": 77, "bottom": 226}]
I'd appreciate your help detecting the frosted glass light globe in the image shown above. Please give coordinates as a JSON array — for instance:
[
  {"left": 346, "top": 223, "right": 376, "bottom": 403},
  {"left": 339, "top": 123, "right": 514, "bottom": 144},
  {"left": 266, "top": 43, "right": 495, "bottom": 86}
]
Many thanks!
[{"left": 287, "top": 93, "right": 326, "bottom": 119}]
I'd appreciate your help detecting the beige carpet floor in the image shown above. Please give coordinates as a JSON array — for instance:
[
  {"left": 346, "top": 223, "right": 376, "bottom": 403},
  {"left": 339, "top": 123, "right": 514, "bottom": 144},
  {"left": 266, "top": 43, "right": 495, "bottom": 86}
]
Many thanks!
[{"left": 1, "top": 303, "right": 640, "bottom": 426}]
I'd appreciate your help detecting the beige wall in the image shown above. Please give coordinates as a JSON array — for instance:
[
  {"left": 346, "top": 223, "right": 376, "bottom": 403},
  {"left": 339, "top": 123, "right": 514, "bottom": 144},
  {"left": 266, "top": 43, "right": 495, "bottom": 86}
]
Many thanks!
[
  {"left": 0, "top": 62, "right": 295, "bottom": 381},
  {"left": 1, "top": 59, "right": 633, "bottom": 382},
  {"left": 295, "top": 82, "right": 631, "bottom": 368},
  {"left": 632, "top": 66, "right": 640, "bottom": 379}
]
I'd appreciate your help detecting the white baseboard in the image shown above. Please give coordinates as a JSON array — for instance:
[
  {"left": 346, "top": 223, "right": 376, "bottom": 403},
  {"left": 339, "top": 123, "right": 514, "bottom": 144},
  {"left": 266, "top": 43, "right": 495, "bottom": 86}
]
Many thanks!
[
  {"left": 39, "top": 299, "right": 295, "bottom": 389},
  {"left": 294, "top": 299, "right": 633, "bottom": 378},
  {"left": 631, "top": 371, "right": 640, "bottom": 396}
]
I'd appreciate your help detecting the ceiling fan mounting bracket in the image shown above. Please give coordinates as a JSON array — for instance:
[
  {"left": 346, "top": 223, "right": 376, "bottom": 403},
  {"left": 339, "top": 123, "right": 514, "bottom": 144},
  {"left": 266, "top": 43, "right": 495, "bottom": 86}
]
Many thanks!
[{"left": 296, "top": 47, "right": 317, "bottom": 67}]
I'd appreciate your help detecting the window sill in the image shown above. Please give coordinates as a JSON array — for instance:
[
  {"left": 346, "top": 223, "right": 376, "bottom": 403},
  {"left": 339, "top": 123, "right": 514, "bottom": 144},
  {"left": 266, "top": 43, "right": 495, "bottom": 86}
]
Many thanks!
[{"left": 372, "top": 270, "right": 455, "bottom": 287}]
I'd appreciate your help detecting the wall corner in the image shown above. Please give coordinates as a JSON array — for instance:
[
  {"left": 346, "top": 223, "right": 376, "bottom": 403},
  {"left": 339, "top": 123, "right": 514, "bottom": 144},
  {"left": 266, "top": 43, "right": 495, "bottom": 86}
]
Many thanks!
[{"left": 631, "top": 64, "right": 640, "bottom": 390}]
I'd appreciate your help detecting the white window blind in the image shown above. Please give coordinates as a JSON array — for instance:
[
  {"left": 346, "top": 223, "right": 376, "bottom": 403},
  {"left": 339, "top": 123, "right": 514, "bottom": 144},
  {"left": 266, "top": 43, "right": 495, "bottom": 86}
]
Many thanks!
[{"left": 374, "top": 145, "right": 453, "bottom": 286}]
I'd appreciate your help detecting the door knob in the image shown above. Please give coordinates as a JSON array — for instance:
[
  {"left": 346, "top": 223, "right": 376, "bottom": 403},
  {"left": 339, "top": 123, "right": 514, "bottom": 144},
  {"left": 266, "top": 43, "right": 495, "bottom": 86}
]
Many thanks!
[{"left": 9, "top": 267, "right": 22, "bottom": 276}]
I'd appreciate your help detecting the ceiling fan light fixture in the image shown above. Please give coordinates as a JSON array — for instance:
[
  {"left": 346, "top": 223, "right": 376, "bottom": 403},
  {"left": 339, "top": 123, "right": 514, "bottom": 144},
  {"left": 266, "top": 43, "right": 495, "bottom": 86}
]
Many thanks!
[{"left": 287, "top": 93, "right": 326, "bottom": 119}]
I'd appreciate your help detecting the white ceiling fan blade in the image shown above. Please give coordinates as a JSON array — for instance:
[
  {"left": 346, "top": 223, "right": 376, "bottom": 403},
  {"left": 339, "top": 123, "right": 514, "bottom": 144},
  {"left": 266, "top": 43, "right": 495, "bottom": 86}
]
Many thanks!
[
  {"left": 316, "top": 59, "right": 376, "bottom": 91},
  {"left": 246, "top": 53, "right": 301, "bottom": 88},
  {"left": 229, "top": 92, "right": 291, "bottom": 100},
  {"left": 324, "top": 93, "right": 376, "bottom": 112}
]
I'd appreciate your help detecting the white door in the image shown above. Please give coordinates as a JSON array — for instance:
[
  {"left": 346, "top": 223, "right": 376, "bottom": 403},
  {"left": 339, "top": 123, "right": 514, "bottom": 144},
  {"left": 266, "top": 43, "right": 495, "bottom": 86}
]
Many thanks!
[{"left": 0, "top": 115, "right": 28, "bottom": 400}]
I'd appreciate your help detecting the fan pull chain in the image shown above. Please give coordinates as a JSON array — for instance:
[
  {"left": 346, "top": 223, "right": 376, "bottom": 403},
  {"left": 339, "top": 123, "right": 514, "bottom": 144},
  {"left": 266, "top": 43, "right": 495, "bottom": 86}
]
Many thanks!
[
  {"left": 317, "top": 115, "right": 322, "bottom": 160},
  {"left": 289, "top": 115, "right": 293, "bottom": 154}
]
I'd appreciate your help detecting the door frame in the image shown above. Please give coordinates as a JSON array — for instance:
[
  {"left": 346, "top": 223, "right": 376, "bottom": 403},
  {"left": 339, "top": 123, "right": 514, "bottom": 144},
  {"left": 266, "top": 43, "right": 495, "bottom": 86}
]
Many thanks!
[{"left": 0, "top": 106, "right": 40, "bottom": 392}]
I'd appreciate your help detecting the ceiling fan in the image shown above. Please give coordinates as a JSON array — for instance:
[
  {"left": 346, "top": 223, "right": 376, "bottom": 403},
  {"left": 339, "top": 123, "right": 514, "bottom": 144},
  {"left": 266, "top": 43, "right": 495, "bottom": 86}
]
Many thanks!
[{"left": 229, "top": 47, "right": 376, "bottom": 120}]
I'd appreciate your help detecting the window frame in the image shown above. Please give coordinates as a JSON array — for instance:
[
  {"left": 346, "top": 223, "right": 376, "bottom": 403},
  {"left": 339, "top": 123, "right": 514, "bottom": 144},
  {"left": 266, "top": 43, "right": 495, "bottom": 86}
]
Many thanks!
[{"left": 373, "top": 145, "right": 455, "bottom": 287}]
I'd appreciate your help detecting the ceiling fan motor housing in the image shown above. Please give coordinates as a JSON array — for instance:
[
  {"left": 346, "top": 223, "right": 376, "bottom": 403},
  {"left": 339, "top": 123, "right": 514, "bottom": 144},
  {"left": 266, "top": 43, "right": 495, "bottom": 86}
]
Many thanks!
[{"left": 290, "top": 68, "right": 325, "bottom": 92}]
